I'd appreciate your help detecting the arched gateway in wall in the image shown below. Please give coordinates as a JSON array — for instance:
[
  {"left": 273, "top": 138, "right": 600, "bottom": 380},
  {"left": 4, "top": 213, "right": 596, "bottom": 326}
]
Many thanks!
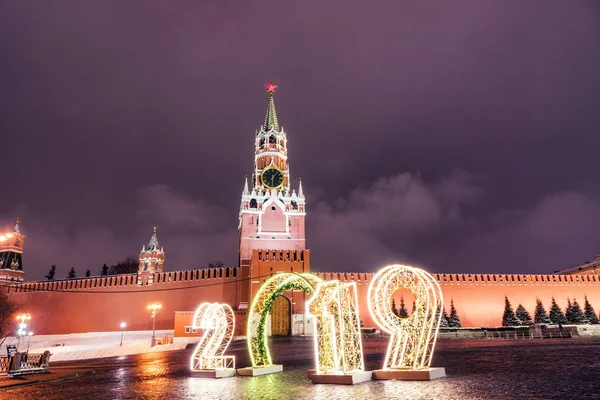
[
  {"left": 271, "top": 296, "right": 292, "bottom": 336},
  {"left": 247, "top": 272, "right": 323, "bottom": 367}
]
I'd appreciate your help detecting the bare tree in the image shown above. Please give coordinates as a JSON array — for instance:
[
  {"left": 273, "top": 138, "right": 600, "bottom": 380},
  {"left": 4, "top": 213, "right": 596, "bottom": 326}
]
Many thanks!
[
  {"left": 207, "top": 260, "right": 224, "bottom": 269},
  {"left": 109, "top": 257, "right": 139, "bottom": 275},
  {"left": 0, "top": 294, "right": 20, "bottom": 347}
]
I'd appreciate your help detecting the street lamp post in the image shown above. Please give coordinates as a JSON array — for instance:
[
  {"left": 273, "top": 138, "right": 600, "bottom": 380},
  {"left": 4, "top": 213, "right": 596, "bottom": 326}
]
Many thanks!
[
  {"left": 15, "top": 313, "right": 31, "bottom": 352},
  {"left": 147, "top": 303, "right": 162, "bottom": 347},
  {"left": 120, "top": 322, "right": 126, "bottom": 346},
  {"left": 26, "top": 332, "right": 33, "bottom": 354}
]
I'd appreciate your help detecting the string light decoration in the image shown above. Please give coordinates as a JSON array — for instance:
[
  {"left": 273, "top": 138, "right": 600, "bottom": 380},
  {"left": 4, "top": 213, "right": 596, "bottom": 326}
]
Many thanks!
[
  {"left": 247, "top": 272, "right": 323, "bottom": 368},
  {"left": 190, "top": 302, "right": 235, "bottom": 372},
  {"left": 368, "top": 264, "right": 444, "bottom": 371},
  {"left": 307, "top": 281, "right": 365, "bottom": 375}
]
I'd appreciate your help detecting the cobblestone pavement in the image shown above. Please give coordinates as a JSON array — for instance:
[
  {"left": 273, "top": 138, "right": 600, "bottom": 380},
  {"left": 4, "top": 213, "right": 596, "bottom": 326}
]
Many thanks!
[{"left": 5, "top": 338, "right": 600, "bottom": 400}]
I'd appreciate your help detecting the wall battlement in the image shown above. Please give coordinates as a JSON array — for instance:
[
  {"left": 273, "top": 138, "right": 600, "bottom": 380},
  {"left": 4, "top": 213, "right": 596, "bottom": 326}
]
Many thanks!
[
  {"left": 6, "top": 269, "right": 600, "bottom": 295},
  {"left": 433, "top": 273, "right": 600, "bottom": 285},
  {"left": 6, "top": 267, "right": 241, "bottom": 294}
]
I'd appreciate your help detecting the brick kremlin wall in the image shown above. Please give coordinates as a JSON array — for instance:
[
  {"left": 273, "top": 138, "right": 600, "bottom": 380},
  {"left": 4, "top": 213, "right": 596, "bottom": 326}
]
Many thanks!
[
  {"left": 3, "top": 267, "right": 244, "bottom": 335},
  {"left": 4, "top": 268, "right": 600, "bottom": 335},
  {"left": 313, "top": 272, "right": 600, "bottom": 329}
]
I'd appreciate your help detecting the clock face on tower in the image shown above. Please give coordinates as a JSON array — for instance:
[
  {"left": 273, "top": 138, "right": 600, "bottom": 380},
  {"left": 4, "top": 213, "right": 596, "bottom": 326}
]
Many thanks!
[{"left": 261, "top": 167, "right": 284, "bottom": 188}]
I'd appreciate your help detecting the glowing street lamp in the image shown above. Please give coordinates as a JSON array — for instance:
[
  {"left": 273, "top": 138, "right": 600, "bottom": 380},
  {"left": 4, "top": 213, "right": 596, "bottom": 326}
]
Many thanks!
[
  {"left": 120, "top": 322, "right": 126, "bottom": 346},
  {"left": 15, "top": 313, "right": 31, "bottom": 352},
  {"left": 147, "top": 302, "right": 162, "bottom": 347}
]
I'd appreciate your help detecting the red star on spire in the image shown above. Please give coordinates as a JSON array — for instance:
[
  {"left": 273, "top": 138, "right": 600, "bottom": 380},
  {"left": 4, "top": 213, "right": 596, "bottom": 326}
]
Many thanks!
[{"left": 265, "top": 82, "right": 278, "bottom": 94}]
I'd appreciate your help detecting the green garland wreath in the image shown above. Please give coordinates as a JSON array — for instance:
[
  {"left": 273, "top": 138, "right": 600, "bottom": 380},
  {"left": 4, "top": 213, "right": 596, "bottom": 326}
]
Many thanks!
[{"left": 252, "top": 280, "right": 315, "bottom": 366}]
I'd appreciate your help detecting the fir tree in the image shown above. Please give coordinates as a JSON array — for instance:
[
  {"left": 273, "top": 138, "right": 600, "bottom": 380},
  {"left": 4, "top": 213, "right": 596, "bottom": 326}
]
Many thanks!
[
  {"left": 85, "top": 270, "right": 91, "bottom": 277},
  {"left": 583, "top": 295, "right": 599, "bottom": 324},
  {"left": 565, "top": 298, "right": 574, "bottom": 323},
  {"left": 67, "top": 267, "right": 76, "bottom": 279},
  {"left": 567, "top": 298, "right": 589, "bottom": 325},
  {"left": 448, "top": 299, "right": 462, "bottom": 328},
  {"left": 502, "top": 296, "right": 521, "bottom": 326},
  {"left": 398, "top": 296, "right": 409, "bottom": 318},
  {"left": 101, "top": 264, "right": 109, "bottom": 276},
  {"left": 439, "top": 307, "right": 449, "bottom": 328},
  {"left": 549, "top": 297, "right": 567, "bottom": 325},
  {"left": 515, "top": 304, "right": 533, "bottom": 325},
  {"left": 411, "top": 300, "right": 416, "bottom": 316},
  {"left": 45, "top": 265, "right": 56, "bottom": 281},
  {"left": 391, "top": 298, "right": 399, "bottom": 317},
  {"left": 533, "top": 298, "right": 551, "bottom": 324}
]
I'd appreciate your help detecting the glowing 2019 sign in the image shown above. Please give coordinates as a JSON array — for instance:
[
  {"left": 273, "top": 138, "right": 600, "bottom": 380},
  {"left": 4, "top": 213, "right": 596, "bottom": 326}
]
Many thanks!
[
  {"left": 238, "top": 265, "right": 444, "bottom": 382},
  {"left": 368, "top": 264, "right": 445, "bottom": 380},
  {"left": 190, "top": 302, "right": 236, "bottom": 378}
]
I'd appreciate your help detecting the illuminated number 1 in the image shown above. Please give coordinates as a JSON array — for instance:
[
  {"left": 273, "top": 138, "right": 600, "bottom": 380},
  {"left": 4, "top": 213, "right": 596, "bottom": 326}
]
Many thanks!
[
  {"left": 190, "top": 302, "right": 235, "bottom": 371},
  {"left": 368, "top": 265, "right": 443, "bottom": 370},
  {"left": 307, "top": 281, "right": 365, "bottom": 374}
]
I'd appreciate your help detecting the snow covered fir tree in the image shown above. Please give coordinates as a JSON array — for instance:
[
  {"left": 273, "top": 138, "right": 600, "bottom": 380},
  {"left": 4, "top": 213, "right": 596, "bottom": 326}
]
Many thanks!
[
  {"left": 502, "top": 296, "right": 521, "bottom": 326},
  {"left": 534, "top": 298, "right": 551, "bottom": 324},
  {"left": 391, "top": 298, "right": 399, "bottom": 317},
  {"left": 584, "top": 295, "right": 599, "bottom": 324},
  {"left": 515, "top": 303, "right": 533, "bottom": 325},
  {"left": 447, "top": 299, "right": 462, "bottom": 328},
  {"left": 439, "top": 306, "right": 449, "bottom": 327},
  {"left": 549, "top": 297, "right": 568, "bottom": 325},
  {"left": 398, "top": 296, "right": 409, "bottom": 318},
  {"left": 566, "top": 298, "right": 589, "bottom": 325}
]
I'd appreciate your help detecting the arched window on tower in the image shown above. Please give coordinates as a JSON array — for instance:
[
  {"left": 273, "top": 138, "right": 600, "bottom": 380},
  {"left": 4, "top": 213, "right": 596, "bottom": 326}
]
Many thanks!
[
  {"left": 269, "top": 134, "right": 276, "bottom": 144},
  {"left": 271, "top": 205, "right": 276, "bottom": 212},
  {"left": 291, "top": 201, "right": 298, "bottom": 210},
  {"left": 249, "top": 199, "right": 257, "bottom": 209}
]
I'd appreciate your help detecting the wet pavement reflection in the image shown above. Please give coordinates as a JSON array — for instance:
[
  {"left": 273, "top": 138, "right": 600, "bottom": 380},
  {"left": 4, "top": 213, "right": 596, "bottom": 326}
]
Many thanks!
[{"left": 5, "top": 338, "right": 600, "bottom": 399}]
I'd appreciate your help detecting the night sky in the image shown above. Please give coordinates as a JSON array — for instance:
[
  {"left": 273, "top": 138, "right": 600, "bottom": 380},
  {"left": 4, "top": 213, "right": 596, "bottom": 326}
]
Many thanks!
[{"left": 1, "top": 1, "right": 600, "bottom": 280}]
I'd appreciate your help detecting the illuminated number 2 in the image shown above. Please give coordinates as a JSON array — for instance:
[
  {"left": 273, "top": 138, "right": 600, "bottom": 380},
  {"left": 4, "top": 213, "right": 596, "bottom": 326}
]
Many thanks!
[
  {"left": 307, "top": 281, "right": 365, "bottom": 374},
  {"left": 190, "top": 302, "right": 235, "bottom": 371},
  {"left": 368, "top": 265, "right": 443, "bottom": 370}
]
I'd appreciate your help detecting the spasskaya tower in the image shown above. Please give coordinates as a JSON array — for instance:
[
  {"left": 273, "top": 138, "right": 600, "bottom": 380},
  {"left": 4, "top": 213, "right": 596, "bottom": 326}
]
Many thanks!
[{"left": 238, "top": 83, "right": 307, "bottom": 270}]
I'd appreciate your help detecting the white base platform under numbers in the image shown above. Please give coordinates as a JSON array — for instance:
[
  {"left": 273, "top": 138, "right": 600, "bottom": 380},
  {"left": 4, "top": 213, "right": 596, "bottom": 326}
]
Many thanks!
[
  {"left": 373, "top": 367, "right": 446, "bottom": 381},
  {"left": 308, "top": 370, "right": 373, "bottom": 385},
  {"left": 189, "top": 368, "right": 236, "bottom": 379},
  {"left": 237, "top": 364, "right": 283, "bottom": 376}
]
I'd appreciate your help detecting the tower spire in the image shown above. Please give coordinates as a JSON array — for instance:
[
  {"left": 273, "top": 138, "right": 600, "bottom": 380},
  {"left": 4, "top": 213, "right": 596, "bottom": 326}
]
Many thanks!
[
  {"left": 263, "top": 82, "right": 280, "bottom": 132},
  {"left": 298, "top": 177, "right": 304, "bottom": 198},
  {"left": 13, "top": 218, "right": 20, "bottom": 234},
  {"left": 147, "top": 226, "right": 160, "bottom": 251},
  {"left": 243, "top": 174, "right": 249, "bottom": 195}
]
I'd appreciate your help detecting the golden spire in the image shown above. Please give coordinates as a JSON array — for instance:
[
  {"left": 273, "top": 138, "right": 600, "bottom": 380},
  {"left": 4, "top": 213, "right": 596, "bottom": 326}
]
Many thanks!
[{"left": 263, "top": 82, "right": 280, "bottom": 132}]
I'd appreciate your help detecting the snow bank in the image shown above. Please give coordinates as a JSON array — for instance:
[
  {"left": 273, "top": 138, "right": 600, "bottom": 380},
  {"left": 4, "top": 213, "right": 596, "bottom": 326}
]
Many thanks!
[{"left": 1, "top": 330, "right": 198, "bottom": 362}]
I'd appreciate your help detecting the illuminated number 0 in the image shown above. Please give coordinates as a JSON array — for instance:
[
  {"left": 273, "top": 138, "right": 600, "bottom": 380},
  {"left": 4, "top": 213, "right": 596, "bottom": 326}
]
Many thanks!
[
  {"left": 307, "top": 281, "right": 365, "bottom": 374},
  {"left": 190, "top": 302, "right": 235, "bottom": 371},
  {"left": 368, "top": 264, "right": 443, "bottom": 370}
]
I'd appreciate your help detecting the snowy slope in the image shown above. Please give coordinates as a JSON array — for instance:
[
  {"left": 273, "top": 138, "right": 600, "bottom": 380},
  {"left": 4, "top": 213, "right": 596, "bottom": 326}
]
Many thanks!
[{"left": 1, "top": 330, "right": 197, "bottom": 362}]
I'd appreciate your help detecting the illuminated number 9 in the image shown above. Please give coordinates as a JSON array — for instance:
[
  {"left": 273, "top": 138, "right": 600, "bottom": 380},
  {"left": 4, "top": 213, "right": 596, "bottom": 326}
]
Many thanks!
[
  {"left": 368, "top": 265, "right": 443, "bottom": 370},
  {"left": 190, "top": 302, "right": 235, "bottom": 371},
  {"left": 307, "top": 281, "right": 364, "bottom": 374}
]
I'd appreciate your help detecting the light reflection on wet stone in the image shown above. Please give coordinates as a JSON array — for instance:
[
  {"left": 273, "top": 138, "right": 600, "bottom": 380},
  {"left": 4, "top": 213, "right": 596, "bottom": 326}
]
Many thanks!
[{"left": 5, "top": 338, "right": 600, "bottom": 400}]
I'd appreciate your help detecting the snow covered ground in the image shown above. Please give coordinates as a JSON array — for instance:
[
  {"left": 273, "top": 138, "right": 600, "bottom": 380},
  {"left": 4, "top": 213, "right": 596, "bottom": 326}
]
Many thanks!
[{"left": 1, "top": 330, "right": 198, "bottom": 362}]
